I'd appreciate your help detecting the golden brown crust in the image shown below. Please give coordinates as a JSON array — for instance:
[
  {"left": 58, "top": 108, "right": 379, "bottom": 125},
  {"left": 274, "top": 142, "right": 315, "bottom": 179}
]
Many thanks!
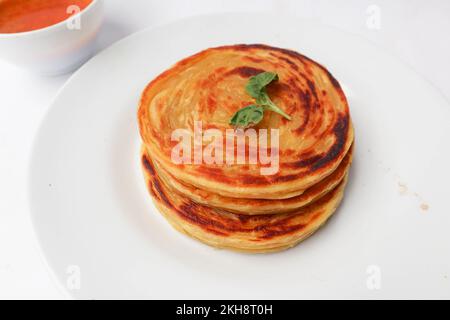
[{"left": 138, "top": 44, "right": 354, "bottom": 198}]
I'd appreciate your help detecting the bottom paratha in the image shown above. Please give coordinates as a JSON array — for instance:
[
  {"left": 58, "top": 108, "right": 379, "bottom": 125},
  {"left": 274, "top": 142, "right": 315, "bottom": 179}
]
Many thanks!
[{"left": 141, "top": 149, "right": 349, "bottom": 253}]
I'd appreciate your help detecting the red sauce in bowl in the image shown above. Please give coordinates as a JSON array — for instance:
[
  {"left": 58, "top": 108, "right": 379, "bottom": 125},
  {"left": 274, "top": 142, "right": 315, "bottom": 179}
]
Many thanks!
[{"left": 0, "top": 0, "right": 93, "bottom": 34}]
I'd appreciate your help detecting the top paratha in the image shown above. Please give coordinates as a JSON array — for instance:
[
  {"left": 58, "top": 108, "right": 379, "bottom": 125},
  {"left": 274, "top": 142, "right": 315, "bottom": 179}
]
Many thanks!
[{"left": 138, "top": 44, "right": 353, "bottom": 198}]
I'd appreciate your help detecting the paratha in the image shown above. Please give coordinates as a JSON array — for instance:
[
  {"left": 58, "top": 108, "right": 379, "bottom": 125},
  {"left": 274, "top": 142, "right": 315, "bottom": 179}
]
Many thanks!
[
  {"left": 150, "top": 144, "right": 353, "bottom": 214},
  {"left": 141, "top": 150, "right": 348, "bottom": 253},
  {"left": 138, "top": 44, "right": 354, "bottom": 199}
]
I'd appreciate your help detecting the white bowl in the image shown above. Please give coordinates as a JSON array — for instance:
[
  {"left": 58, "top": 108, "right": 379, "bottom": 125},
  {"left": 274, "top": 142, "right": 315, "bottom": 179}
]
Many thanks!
[{"left": 0, "top": 0, "right": 104, "bottom": 76}]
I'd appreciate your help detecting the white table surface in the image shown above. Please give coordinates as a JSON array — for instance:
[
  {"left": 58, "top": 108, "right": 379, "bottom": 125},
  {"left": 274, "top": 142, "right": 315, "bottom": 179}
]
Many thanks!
[{"left": 0, "top": 0, "right": 449, "bottom": 299}]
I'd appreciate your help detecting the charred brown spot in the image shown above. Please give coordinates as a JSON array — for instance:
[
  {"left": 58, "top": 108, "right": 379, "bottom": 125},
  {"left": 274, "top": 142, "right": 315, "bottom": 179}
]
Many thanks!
[
  {"left": 294, "top": 89, "right": 311, "bottom": 134},
  {"left": 279, "top": 56, "right": 299, "bottom": 71},
  {"left": 270, "top": 173, "right": 301, "bottom": 183},
  {"left": 142, "top": 154, "right": 155, "bottom": 176},
  {"left": 306, "top": 79, "right": 318, "bottom": 100},
  {"left": 236, "top": 214, "right": 254, "bottom": 223},
  {"left": 311, "top": 113, "right": 349, "bottom": 171},
  {"left": 284, "top": 112, "right": 349, "bottom": 171},
  {"left": 179, "top": 202, "right": 239, "bottom": 233},
  {"left": 266, "top": 81, "right": 290, "bottom": 94},
  {"left": 226, "top": 66, "right": 265, "bottom": 78},
  {"left": 258, "top": 224, "right": 306, "bottom": 240},
  {"left": 152, "top": 179, "right": 172, "bottom": 207},
  {"left": 290, "top": 155, "right": 322, "bottom": 168},
  {"left": 148, "top": 182, "right": 158, "bottom": 198}
]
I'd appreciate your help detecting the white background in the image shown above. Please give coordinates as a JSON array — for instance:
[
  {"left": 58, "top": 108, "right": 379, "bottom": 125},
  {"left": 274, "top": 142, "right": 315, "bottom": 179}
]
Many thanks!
[{"left": 0, "top": 0, "right": 449, "bottom": 299}]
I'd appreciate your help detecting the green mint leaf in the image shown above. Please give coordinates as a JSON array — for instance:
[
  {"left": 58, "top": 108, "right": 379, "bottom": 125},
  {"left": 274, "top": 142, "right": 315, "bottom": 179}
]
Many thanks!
[
  {"left": 245, "top": 72, "right": 279, "bottom": 99},
  {"left": 257, "top": 91, "right": 292, "bottom": 121},
  {"left": 255, "top": 89, "right": 271, "bottom": 106},
  {"left": 229, "top": 105, "right": 265, "bottom": 128},
  {"left": 230, "top": 71, "right": 291, "bottom": 128}
]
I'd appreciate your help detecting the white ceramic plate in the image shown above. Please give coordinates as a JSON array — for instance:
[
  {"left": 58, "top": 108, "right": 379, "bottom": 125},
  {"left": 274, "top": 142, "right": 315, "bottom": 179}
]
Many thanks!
[{"left": 29, "top": 13, "right": 450, "bottom": 299}]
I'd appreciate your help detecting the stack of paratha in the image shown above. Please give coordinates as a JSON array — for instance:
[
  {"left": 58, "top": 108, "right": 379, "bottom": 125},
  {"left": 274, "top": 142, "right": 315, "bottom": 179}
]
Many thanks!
[{"left": 138, "top": 44, "right": 354, "bottom": 253}]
